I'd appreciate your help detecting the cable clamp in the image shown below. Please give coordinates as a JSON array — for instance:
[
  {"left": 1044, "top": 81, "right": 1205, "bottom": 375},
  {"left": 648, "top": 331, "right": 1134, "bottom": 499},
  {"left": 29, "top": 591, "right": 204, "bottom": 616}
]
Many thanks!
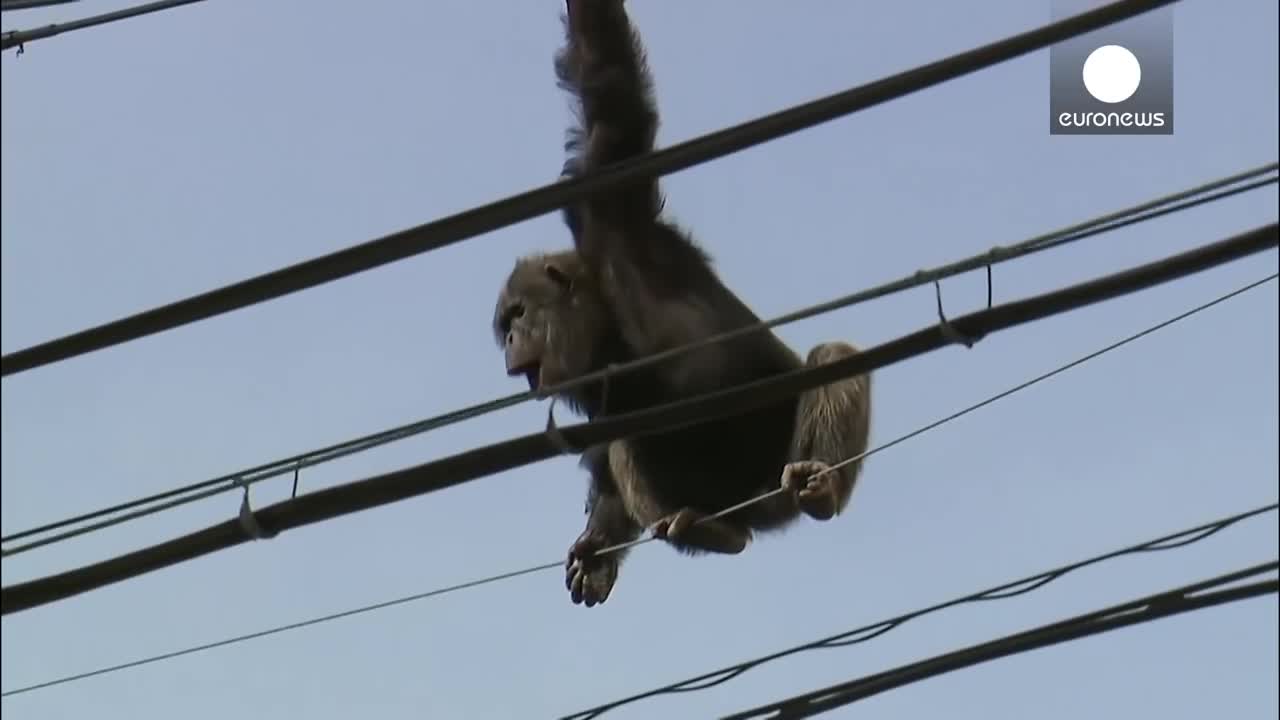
[{"left": 235, "top": 479, "right": 278, "bottom": 541}]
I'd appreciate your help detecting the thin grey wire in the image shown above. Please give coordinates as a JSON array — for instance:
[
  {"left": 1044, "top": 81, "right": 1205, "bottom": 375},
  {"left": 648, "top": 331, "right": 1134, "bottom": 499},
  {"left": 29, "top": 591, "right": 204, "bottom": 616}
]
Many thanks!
[
  {"left": 592, "top": 272, "right": 1279, "bottom": 558},
  {"left": 718, "top": 566, "right": 1280, "bottom": 720},
  {"left": 0, "top": 560, "right": 564, "bottom": 698},
  {"left": 5, "top": 163, "right": 1274, "bottom": 556},
  {"left": 568, "top": 510, "right": 1280, "bottom": 719},
  {"left": 5, "top": 500, "right": 1273, "bottom": 701},
  {"left": 4, "top": 274, "right": 1273, "bottom": 699}
]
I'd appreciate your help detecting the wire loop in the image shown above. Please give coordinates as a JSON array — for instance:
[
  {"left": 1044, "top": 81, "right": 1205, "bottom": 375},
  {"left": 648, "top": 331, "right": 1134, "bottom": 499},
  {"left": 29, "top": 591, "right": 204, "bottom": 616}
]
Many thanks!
[
  {"left": 934, "top": 280, "right": 985, "bottom": 348},
  {"left": 545, "top": 397, "right": 580, "bottom": 455}
]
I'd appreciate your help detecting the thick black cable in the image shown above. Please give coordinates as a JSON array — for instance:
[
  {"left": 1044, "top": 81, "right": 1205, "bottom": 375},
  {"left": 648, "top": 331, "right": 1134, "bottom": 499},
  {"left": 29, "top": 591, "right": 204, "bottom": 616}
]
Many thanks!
[
  {"left": 0, "top": 0, "right": 1178, "bottom": 376},
  {"left": 2, "top": 223, "right": 1274, "bottom": 616},
  {"left": 722, "top": 562, "right": 1280, "bottom": 719},
  {"left": 1, "top": 0, "right": 82, "bottom": 11},
  {"left": 6, "top": 162, "right": 1272, "bottom": 554},
  {"left": 563, "top": 501, "right": 1279, "bottom": 719},
  {"left": 14, "top": 276, "right": 1280, "bottom": 701},
  {"left": 0, "top": 0, "right": 204, "bottom": 51}
]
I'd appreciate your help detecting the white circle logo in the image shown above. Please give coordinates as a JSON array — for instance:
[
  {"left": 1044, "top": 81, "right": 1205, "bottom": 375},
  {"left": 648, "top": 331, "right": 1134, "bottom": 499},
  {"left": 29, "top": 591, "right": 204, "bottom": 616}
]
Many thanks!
[{"left": 1082, "top": 45, "right": 1142, "bottom": 103}]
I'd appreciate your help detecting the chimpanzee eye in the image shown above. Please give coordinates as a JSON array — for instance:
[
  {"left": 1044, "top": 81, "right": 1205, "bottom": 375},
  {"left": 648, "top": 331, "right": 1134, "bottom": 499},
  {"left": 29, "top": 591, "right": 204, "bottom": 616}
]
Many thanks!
[
  {"left": 502, "top": 303, "right": 525, "bottom": 331},
  {"left": 544, "top": 264, "right": 573, "bottom": 291}
]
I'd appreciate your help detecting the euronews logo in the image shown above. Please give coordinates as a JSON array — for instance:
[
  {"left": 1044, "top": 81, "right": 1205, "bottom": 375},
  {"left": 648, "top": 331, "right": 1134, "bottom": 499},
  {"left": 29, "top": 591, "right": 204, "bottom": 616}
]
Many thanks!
[{"left": 1049, "top": 2, "right": 1174, "bottom": 136}]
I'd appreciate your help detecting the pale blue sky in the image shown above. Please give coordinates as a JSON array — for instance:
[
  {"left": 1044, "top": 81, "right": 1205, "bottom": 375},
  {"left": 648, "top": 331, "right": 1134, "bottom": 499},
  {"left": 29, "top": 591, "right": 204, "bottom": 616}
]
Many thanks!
[{"left": 2, "top": 1, "right": 1277, "bottom": 718}]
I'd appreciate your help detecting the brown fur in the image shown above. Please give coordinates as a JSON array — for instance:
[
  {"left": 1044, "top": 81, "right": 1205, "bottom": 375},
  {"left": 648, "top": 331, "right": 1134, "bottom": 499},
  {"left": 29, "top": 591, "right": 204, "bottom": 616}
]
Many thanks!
[{"left": 494, "top": 1, "right": 872, "bottom": 607}]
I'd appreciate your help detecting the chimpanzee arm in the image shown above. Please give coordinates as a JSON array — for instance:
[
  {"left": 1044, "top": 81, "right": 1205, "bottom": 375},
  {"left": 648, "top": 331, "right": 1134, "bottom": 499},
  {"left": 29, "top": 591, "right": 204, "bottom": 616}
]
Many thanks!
[{"left": 555, "top": 0, "right": 663, "bottom": 260}]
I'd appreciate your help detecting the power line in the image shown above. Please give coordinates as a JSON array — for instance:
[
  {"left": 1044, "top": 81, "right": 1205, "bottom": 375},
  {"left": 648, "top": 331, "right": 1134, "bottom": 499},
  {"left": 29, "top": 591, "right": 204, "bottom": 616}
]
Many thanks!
[
  {"left": 567, "top": 504, "right": 1279, "bottom": 718},
  {"left": 2, "top": 227, "right": 1274, "bottom": 614},
  {"left": 0, "top": 0, "right": 1178, "bottom": 376},
  {"left": 3, "top": 224, "right": 1275, "bottom": 615},
  {"left": 721, "top": 563, "right": 1279, "bottom": 719},
  {"left": 0, "top": 1, "right": 1263, "bottom": 707},
  {"left": 4, "top": 488, "right": 1272, "bottom": 701},
  {"left": 0, "top": 0, "right": 205, "bottom": 51},
  {"left": 561, "top": 272, "right": 1280, "bottom": 592},
  {"left": 0, "top": 558, "right": 564, "bottom": 698},
  {"left": 6, "top": 162, "right": 1273, "bottom": 556}
]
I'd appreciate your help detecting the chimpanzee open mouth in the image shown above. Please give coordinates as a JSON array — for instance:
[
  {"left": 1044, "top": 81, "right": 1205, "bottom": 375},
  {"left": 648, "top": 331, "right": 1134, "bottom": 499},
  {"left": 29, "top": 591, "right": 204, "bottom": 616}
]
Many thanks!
[{"left": 508, "top": 362, "right": 540, "bottom": 391}]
